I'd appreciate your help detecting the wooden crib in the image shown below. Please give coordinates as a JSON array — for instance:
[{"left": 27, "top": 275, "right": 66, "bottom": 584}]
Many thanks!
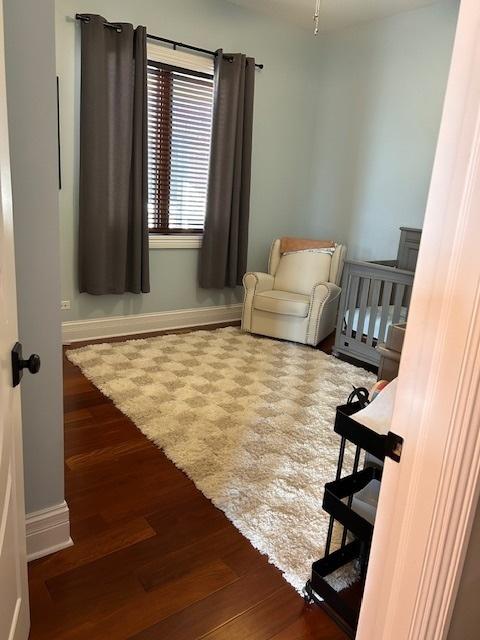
[{"left": 333, "top": 228, "right": 421, "bottom": 367}]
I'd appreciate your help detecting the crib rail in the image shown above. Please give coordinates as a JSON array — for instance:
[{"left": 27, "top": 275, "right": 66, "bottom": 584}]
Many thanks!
[{"left": 334, "top": 260, "right": 414, "bottom": 366}]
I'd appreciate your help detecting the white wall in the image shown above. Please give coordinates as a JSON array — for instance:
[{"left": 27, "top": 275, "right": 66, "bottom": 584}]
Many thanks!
[
  {"left": 4, "top": 0, "right": 65, "bottom": 513},
  {"left": 304, "top": 0, "right": 458, "bottom": 260}
]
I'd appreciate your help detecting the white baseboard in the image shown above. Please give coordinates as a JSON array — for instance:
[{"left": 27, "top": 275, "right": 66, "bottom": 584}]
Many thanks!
[
  {"left": 62, "top": 303, "right": 243, "bottom": 343},
  {"left": 26, "top": 500, "right": 73, "bottom": 562}
]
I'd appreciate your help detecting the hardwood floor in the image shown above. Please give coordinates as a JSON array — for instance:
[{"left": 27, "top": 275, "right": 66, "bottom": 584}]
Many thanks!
[{"left": 28, "top": 325, "right": 346, "bottom": 640}]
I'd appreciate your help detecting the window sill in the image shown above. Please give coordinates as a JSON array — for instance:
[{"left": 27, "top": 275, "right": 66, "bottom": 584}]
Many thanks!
[{"left": 149, "top": 235, "right": 203, "bottom": 250}]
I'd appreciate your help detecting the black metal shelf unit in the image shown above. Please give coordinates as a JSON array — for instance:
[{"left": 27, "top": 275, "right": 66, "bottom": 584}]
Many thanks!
[{"left": 304, "top": 400, "right": 402, "bottom": 638}]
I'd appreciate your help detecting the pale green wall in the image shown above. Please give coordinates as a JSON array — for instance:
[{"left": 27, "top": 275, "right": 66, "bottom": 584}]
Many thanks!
[
  {"left": 5, "top": 0, "right": 65, "bottom": 513},
  {"left": 303, "top": 0, "right": 458, "bottom": 261},
  {"left": 56, "top": 0, "right": 458, "bottom": 323},
  {"left": 56, "top": 0, "right": 319, "bottom": 321}
]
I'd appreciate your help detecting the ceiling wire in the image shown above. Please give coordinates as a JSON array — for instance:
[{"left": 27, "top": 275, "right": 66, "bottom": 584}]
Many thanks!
[{"left": 313, "top": 0, "right": 321, "bottom": 35}]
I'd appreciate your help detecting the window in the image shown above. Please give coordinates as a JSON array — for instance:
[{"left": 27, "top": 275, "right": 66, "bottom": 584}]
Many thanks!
[{"left": 147, "top": 46, "right": 214, "bottom": 237}]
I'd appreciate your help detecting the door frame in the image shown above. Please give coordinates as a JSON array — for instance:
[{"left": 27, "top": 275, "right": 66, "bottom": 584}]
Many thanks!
[
  {"left": 357, "top": 0, "right": 480, "bottom": 637},
  {"left": 0, "top": 0, "right": 29, "bottom": 636}
]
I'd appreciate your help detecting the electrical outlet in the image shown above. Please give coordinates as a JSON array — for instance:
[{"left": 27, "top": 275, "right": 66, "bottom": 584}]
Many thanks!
[{"left": 61, "top": 300, "right": 71, "bottom": 310}]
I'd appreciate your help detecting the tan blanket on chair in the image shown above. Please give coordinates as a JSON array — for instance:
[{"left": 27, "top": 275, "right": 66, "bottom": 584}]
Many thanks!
[{"left": 280, "top": 237, "right": 336, "bottom": 255}]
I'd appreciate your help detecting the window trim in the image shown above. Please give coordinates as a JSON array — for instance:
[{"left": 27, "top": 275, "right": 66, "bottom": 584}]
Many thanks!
[
  {"left": 148, "top": 59, "right": 212, "bottom": 81},
  {"left": 149, "top": 234, "right": 203, "bottom": 250},
  {"left": 147, "top": 42, "right": 214, "bottom": 76}
]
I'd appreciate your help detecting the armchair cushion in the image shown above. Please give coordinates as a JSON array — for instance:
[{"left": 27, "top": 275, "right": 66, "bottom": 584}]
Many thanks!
[
  {"left": 253, "top": 290, "right": 310, "bottom": 318},
  {"left": 273, "top": 251, "right": 332, "bottom": 295}
]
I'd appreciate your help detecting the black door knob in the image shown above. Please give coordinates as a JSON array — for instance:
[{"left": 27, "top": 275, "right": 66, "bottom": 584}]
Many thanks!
[
  {"left": 11, "top": 342, "right": 41, "bottom": 387},
  {"left": 25, "top": 353, "right": 41, "bottom": 375}
]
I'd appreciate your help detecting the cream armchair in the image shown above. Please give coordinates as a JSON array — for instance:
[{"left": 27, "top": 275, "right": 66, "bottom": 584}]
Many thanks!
[{"left": 242, "top": 239, "right": 346, "bottom": 346}]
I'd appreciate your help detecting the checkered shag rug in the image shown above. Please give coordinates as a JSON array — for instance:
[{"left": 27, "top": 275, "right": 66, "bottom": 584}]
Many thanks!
[{"left": 66, "top": 327, "right": 375, "bottom": 592}]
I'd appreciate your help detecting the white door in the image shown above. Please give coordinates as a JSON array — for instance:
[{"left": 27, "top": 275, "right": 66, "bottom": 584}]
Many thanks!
[
  {"left": 357, "top": 0, "right": 480, "bottom": 638},
  {"left": 0, "top": 0, "right": 30, "bottom": 636}
]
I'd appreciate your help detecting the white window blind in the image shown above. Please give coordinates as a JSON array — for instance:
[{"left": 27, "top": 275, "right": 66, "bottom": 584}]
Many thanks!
[{"left": 147, "top": 45, "right": 214, "bottom": 234}]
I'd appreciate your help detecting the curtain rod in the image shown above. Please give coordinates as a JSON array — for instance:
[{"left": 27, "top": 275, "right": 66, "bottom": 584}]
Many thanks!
[{"left": 75, "top": 14, "right": 264, "bottom": 69}]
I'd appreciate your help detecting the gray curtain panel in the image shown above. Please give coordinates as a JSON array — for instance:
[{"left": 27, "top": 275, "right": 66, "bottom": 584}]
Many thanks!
[
  {"left": 79, "top": 14, "right": 150, "bottom": 294},
  {"left": 199, "top": 51, "right": 255, "bottom": 289}
]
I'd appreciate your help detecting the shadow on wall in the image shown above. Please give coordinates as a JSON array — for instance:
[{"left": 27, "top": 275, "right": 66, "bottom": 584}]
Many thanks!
[
  {"left": 308, "top": 32, "right": 378, "bottom": 251},
  {"left": 304, "top": 1, "right": 458, "bottom": 261}
]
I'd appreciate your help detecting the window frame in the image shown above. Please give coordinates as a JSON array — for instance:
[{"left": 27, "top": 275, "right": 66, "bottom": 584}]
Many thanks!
[{"left": 146, "top": 46, "right": 214, "bottom": 249}]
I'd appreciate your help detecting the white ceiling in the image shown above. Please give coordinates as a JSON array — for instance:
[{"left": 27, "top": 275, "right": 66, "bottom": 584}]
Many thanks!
[{"left": 225, "top": 0, "right": 441, "bottom": 32}]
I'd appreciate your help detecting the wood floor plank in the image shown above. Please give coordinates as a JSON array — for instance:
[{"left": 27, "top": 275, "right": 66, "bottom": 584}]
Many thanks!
[
  {"left": 222, "top": 536, "right": 270, "bottom": 577},
  {"left": 68, "top": 513, "right": 108, "bottom": 543},
  {"left": 64, "top": 417, "right": 139, "bottom": 457},
  {"left": 267, "top": 611, "right": 347, "bottom": 640},
  {"left": 30, "top": 517, "right": 156, "bottom": 582},
  {"left": 136, "top": 523, "right": 261, "bottom": 592},
  {"left": 27, "top": 328, "right": 347, "bottom": 640},
  {"left": 66, "top": 463, "right": 192, "bottom": 524},
  {"left": 43, "top": 499, "right": 232, "bottom": 610},
  {"left": 63, "top": 389, "right": 110, "bottom": 413},
  {"left": 65, "top": 452, "right": 186, "bottom": 502},
  {"left": 54, "top": 560, "right": 239, "bottom": 640},
  {"left": 66, "top": 438, "right": 152, "bottom": 471},
  {"left": 200, "top": 585, "right": 307, "bottom": 640},
  {"left": 129, "top": 565, "right": 286, "bottom": 640},
  {"left": 64, "top": 408, "right": 91, "bottom": 424}
]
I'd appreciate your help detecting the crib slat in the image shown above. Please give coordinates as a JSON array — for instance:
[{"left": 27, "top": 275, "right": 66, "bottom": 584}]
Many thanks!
[
  {"left": 404, "top": 284, "right": 413, "bottom": 316},
  {"left": 366, "top": 279, "right": 381, "bottom": 346},
  {"left": 355, "top": 278, "right": 370, "bottom": 342},
  {"left": 335, "top": 264, "right": 350, "bottom": 346},
  {"left": 378, "top": 281, "right": 393, "bottom": 343},
  {"left": 345, "top": 275, "right": 360, "bottom": 338},
  {"left": 392, "top": 284, "right": 405, "bottom": 325}
]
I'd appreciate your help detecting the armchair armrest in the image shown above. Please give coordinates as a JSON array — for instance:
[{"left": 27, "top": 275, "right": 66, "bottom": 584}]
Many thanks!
[
  {"left": 310, "top": 281, "right": 341, "bottom": 303},
  {"left": 242, "top": 272, "right": 275, "bottom": 333},
  {"left": 243, "top": 272, "right": 275, "bottom": 293},
  {"left": 306, "top": 282, "right": 342, "bottom": 346}
]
